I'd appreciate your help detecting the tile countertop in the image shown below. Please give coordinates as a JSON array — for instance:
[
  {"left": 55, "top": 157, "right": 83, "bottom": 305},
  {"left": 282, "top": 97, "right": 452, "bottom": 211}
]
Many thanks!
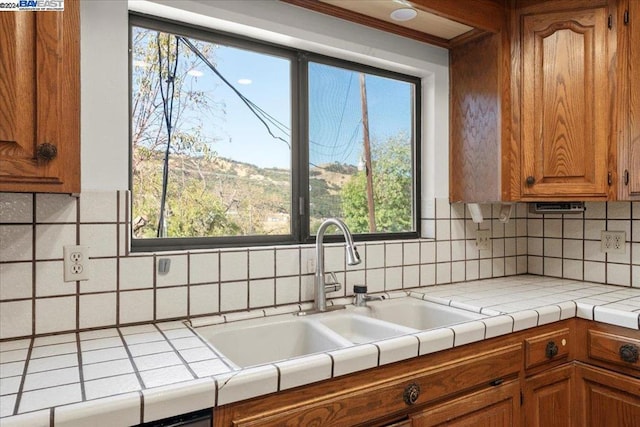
[{"left": 1, "top": 275, "right": 639, "bottom": 426}]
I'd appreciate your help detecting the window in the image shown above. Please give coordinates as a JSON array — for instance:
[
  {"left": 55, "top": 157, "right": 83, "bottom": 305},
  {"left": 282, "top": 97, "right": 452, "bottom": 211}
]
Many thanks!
[{"left": 130, "top": 15, "right": 420, "bottom": 251}]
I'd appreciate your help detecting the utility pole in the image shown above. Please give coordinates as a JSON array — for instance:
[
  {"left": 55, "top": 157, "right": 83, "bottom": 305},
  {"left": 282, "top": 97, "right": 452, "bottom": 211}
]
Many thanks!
[{"left": 359, "top": 73, "right": 376, "bottom": 232}]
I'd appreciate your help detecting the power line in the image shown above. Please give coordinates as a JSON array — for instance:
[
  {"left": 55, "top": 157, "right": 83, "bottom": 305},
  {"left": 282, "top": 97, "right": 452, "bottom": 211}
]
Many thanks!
[{"left": 177, "top": 36, "right": 291, "bottom": 149}]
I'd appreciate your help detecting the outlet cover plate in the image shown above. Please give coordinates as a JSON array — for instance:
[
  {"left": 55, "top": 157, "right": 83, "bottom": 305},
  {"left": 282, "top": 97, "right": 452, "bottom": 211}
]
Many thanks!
[
  {"left": 63, "top": 245, "right": 90, "bottom": 282},
  {"left": 600, "top": 231, "right": 626, "bottom": 254},
  {"left": 476, "top": 230, "right": 491, "bottom": 251}
]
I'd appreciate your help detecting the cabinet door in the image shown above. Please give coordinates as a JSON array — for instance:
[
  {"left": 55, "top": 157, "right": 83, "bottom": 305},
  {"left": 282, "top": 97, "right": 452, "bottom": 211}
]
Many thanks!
[
  {"left": 523, "top": 364, "right": 575, "bottom": 427},
  {"left": 410, "top": 380, "right": 520, "bottom": 427},
  {"left": 576, "top": 363, "right": 640, "bottom": 426},
  {"left": 521, "top": 6, "right": 610, "bottom": 199},
  {"left": 626, "top": 0, "right": 640, "bottom": 197},
  {"left": 0, "top": 0, "right": 80, "bottom": 193},
  {"left": 449, "top": 32, "right": 507, "bottom": 203}
]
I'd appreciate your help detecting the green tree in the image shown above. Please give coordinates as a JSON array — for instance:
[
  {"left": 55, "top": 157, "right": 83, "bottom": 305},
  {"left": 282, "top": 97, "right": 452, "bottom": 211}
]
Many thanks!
[{"left": 341, "top": 133, "right": 413, "bottom": 233}]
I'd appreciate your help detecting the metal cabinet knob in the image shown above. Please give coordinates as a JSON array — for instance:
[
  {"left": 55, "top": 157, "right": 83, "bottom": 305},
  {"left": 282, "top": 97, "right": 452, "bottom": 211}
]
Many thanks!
[
  {"left": 526, "top": 176, "right": 535, "bottom": 186},
  {"left": 403, "top": 383, "right": 420, "bottom": 406},
  {"left": 36, "top": 143, "right": 57, "bottom": 161},
  {"left": 619, "top": 344, "right": 639, "bottom": 363},
  {"left": 545, "top": 341, "right": 559, "bottom": 359}
]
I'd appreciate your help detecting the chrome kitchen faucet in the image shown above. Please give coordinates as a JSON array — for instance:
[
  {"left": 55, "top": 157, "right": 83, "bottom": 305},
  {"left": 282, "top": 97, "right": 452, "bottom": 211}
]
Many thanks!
[{"left": 314, "top": 218, "right": 361, "bottom": 312}]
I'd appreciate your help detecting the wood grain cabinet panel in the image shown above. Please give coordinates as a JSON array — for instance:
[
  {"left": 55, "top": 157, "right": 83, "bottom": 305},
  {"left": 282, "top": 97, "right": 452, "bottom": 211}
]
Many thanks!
[
  {"left": 410, "top": 380, "right": 520, "bottom": 427},
  {"left": 617, "top": 0, "right": 640, "bottom": 199},
  {"left": 523, "top": 364, "right": 576, "bottom": 427},
  {"left": 576, "top": 363, "right": 640, "bottom": 427},
  {"left": 587, "top": 329, "right": 640, "bottom": 372},
  {"left": 217, "top": 344, "right": 522, "bottom": 427},
  {"left": 0, "top": 0, "right": 80, "bottom": 193},
  {"left": 524, "top": 328, "right": 571, "bottom": 370},
  {"left": 520, "top": 5, "right": 611, "bottom": 199},
  {"left": 449, "top": 31, "right": 511, "bottom": 202},
  {"left": 628, "top": 0, "right": 640, "bottom": 198}
]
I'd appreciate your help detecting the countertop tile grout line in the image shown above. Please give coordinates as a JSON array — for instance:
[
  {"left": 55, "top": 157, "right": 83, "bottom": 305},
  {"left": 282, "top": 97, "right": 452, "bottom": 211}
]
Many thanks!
[{"left": 11, "top": 337, "right": 34, "bottom": 416}]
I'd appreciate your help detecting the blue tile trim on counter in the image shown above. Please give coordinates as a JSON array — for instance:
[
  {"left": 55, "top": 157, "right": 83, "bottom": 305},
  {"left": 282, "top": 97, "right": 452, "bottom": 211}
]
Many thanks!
[{"left": 0, "top": 275, "right": 639, "bottom": 426}]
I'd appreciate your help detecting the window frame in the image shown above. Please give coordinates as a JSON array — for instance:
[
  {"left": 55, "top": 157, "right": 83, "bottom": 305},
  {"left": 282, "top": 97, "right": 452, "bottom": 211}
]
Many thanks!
[{"left": 129, "top": 13, "right": 421, "bottom": 252}]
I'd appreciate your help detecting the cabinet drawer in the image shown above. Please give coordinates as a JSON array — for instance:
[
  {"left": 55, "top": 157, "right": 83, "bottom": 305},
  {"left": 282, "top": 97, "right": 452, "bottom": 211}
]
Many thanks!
[
  {"left": 588, "top": 330, "right": 640, "bottom": 371},
  {"left": 229, "top": 344, "right": 522, "bottom": 427},
  {"left": 525, "top": 328, "right": 571, "bottom": 370}
]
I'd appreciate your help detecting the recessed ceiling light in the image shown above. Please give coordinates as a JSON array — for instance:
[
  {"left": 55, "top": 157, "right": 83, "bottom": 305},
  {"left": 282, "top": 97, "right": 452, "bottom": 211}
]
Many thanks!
[
  {"left": 238, "top": 78, "right": 252, "bottom": 85},
  {"left": 390, "top": 7, "right": 417, "bottom": 22}
]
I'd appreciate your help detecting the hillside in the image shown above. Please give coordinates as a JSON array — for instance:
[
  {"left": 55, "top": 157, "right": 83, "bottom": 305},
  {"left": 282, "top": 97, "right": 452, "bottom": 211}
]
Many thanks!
[{"left": 132, "top": 149, "right": 357, "bottom": 237}]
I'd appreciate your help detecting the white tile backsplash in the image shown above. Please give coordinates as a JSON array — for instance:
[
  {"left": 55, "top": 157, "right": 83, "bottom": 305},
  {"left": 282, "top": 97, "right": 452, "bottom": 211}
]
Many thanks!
[
  {"left": 156, "top": 255, "right": 188, "bottom": 288},
  {"left": 79, "top": 224, "right": 117, "bottom": 258},
  {"left": 35, "top": 296, "right": 76, "bottom": 335},
  {"left": 189, "top": 252, "right": 219, "bottom": 284},
  {"left": 249, "top": 249, "right": 275, "bottom": 279},
  {"left": 0, "top": 193, "right": 32, "bottom": 223},
  {"left": 35, "top": 194, "right": 76, "bottom": 224},
  {"left": 0, "top": 262, "right": 32, "bottom": 300},
  {"left": 189, "top": 283, "right": 219, "bottom": 316},
  {"left": 1, "top": 225, "right": 32, "bottom": 262},
  {"left": 220, "top": 281, "right": 248, "bottom": 312},
  {"left": 119, "top": 290, "right": 154, "bottom": 324},
  {"left": 120, "top": 256, "right": 154, "bottom": 290},
  {"left": 79, "top": 191, "right": 118, "bottom": 223},
  {"left": 79, "top": 293, "right": 117, "bottom": 329},
  {"left": 249, "top": 278, "right": 275, "bottom": 308},
  {"left": 156, "top": 287, "right": 188, "bottom": 320},
  {"left": 220, "top": 251, "right": 248, "bottom": 282},
  {"left": 0, "top": 300, "right": 32, "bottom": 339},
  {"left": 2, "top": 191, "right": 640, "bottom": 340}
]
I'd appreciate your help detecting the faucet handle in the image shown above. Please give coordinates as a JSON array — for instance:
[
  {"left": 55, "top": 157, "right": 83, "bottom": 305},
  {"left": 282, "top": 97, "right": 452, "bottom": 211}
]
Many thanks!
[
  {"left": 324, "top": 272, "right": 342, "bottom": 293},
  {"left": 325, "top": 272, "right": 339, "bottom": 285},
  {"left": 353, "top": 285, "right": 368, "bottom": 294}
]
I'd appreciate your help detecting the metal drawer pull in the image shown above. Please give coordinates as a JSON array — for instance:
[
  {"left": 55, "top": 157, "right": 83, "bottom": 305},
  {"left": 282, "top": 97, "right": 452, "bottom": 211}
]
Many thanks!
[
  {"left": 403, "top": 383, "right": 420, "bottom": 406},
  {"left": 545, "top": 341, "right": 559, "bottom": 359},
  {"left": 619, "top": 344, "right": 639, "bottom": 363}
]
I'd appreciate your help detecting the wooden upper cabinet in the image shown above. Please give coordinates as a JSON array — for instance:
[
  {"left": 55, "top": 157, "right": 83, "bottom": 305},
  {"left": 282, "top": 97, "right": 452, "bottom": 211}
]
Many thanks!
[
  {"left": 627, "top": 0, "right": 640, "bottom": 198},
  {"left": 449, "top": 31, "right": 512, "bottom": 203},
  {"left": 0, "top": 0, "right": 80, "bottom": 193},
  {"left": 520, "top": 4, "right": 612, "bottom": 200},
  {"left": 618, "top": 0, "right": 640, "bottom": 199}
]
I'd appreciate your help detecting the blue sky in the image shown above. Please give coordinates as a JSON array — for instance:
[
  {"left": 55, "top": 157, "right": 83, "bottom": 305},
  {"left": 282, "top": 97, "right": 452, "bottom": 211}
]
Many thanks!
[{"left": 133, "top": 29, "right": 414, "bottom": 170}]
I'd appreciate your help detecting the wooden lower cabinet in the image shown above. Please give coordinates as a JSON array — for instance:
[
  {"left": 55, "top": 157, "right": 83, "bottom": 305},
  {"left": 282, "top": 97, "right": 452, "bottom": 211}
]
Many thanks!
[
  {"left": 214, "top": 343, "right": 522, "bottom": 427},
  {"left": 523, "top": 364, "right": 575, "bottom": 427},
  {"left": 576, "top": 363, "right": 640, "bottom": 427},
  {"left": 212, "top": 320, "right": 640, "bottom": 427},
  {"left": 410, "top": 380, "right": 520, "bottom": 427}
]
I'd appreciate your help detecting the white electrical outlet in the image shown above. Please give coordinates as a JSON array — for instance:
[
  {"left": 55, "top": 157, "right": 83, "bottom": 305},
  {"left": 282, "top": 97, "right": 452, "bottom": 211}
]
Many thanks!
[
  {"left": 63, "top": 245, "right": 90, "bottom": 282},
  {"left": 476, "top": 230, "right": 491, "bottom": 251},
  {"left": 601, "top": 231, "right": 626, "bottom": 254}
]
